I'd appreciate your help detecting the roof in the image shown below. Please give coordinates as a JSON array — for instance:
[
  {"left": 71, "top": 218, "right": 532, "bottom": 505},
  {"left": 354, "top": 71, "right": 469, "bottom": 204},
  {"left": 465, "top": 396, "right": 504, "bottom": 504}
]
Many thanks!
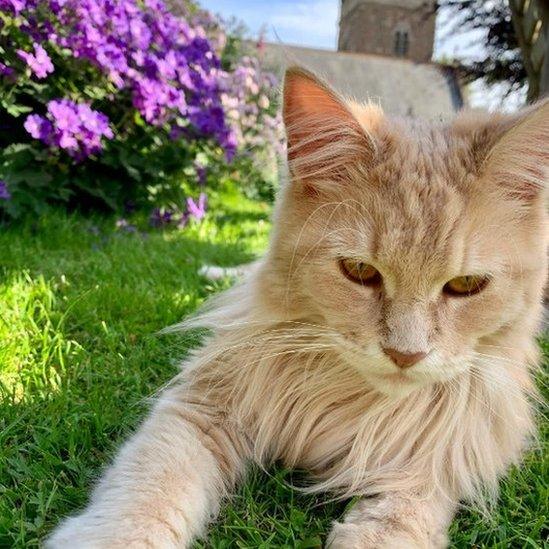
[{"left": 261, "top": 43, "right": 463, "bottom": 120}]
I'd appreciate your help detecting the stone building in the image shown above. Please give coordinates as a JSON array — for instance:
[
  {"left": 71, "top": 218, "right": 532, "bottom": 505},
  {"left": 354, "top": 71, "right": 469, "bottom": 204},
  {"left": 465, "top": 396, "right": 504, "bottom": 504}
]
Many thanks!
[
  {"left": 338, "top": 0, "right": 437, "bottom": 63},
  {"left": 261, "top": 0, "right": 462, "bottom": 120}
]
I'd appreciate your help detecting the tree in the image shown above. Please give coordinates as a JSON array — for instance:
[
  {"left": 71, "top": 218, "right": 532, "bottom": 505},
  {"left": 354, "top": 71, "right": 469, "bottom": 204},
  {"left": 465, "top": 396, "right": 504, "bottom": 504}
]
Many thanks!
[{"left": 437, "top": 0, "right": 527, "bottom": 98}]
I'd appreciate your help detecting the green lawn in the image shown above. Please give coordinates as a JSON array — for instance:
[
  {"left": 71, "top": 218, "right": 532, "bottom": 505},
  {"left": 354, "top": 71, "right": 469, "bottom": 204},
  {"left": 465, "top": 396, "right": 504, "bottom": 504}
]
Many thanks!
[{"left": 1, "top": 188, "right": 547, "bottom": 548}]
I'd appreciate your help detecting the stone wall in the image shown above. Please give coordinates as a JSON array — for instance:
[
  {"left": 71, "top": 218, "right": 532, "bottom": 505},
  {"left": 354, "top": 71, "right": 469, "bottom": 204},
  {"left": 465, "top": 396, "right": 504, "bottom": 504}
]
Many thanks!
[{"left": 262, "top": 43, "right": 462, "bottom": 119}]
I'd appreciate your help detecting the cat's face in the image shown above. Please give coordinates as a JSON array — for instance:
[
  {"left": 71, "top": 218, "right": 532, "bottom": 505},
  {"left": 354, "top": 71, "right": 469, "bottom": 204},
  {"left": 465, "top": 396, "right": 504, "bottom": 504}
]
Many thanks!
[{"left": 268, "top": 67, "right": 548, "bottom": 397}]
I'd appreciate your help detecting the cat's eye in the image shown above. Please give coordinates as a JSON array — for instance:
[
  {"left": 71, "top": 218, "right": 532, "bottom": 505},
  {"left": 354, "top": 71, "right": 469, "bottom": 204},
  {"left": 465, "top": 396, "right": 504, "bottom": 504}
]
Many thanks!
[
  {"left": 339, "top": 258, "right": 381, "bottom": 286},
  {"left": 443, "top": 274, "right": 490, "bottom": 297}
]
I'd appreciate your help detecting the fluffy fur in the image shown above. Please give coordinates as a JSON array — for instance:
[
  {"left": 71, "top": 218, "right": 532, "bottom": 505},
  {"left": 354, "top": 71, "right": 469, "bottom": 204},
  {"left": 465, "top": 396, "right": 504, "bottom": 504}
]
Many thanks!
[{"left": 48, "top": 67, "right": 548, "bottom": 548}]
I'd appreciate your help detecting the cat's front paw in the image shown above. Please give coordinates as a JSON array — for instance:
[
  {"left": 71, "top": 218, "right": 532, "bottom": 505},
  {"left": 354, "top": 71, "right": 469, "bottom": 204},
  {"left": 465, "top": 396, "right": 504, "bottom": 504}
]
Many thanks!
[
  {"left": 46, "top": 513, "right": 183, "bottom": 549},
  {"left": 326, "top": 493, "right": 450, "bottom": 549},
  {"left": 326, "top": 521, "right": 433, "bottom": 549},
  {"left": 46, "top": 515, "right": 115, "bottom": 549}
]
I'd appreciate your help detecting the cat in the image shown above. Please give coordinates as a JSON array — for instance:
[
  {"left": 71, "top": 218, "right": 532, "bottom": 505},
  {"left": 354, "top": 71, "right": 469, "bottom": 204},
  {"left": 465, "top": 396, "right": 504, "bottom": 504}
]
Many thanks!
[{"left": 48, "top": 67, "right": 548, "bottom": 548}]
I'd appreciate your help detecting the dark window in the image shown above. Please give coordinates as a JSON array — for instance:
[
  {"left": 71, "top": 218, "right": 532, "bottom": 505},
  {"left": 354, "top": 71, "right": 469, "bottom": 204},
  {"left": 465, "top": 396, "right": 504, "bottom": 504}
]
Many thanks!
[{"left": 394, "top": 30, "right": 409, "bottom": 57}]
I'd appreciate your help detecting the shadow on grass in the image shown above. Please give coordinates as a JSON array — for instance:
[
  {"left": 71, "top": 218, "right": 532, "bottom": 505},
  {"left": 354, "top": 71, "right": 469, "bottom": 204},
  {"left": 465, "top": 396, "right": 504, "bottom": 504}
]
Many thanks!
[
  {"left": 0, "top": 225, "right": 257, "bottom": 283},
  {"left": 195, "top": 467, "right": 349, "bottom": 549},
  {"left": 213, "top": 208, "right": 270, "bottom": 226},
  {"left": 0, "top": 209, "right": 266, "bottom": 547}
]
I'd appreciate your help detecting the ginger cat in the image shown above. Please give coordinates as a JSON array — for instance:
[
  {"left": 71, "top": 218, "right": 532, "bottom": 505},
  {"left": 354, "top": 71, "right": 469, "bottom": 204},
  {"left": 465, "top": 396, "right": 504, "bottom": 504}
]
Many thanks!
[{"left": 48, "top": 67, "right": 548, "bottom": 548}]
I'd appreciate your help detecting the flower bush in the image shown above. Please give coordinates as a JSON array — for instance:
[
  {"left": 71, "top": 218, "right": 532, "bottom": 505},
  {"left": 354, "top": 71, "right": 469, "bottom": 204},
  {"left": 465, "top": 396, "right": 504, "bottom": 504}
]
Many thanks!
[
  {"left": 0, "top": 0, "right": 282, "bottom": 221},
  {"left": 221, "top": 51, "right": 284, "bottom": 201}
]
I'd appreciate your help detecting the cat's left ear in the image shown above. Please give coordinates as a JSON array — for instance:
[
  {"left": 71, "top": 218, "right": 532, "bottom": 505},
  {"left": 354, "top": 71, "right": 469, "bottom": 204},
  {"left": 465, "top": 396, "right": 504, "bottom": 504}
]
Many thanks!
[
  {"left": 283, "top": 66, "right": 380, "bottom": 193},
  {"left": 482, "top": 99, "right": 549, "bottom": 201}
]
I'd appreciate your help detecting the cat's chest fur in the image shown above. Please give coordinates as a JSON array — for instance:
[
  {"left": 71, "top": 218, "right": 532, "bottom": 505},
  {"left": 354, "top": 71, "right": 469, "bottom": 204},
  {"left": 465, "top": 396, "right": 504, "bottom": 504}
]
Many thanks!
[{"left": 217, "top": 348, "right": 534, "bottom": 500}]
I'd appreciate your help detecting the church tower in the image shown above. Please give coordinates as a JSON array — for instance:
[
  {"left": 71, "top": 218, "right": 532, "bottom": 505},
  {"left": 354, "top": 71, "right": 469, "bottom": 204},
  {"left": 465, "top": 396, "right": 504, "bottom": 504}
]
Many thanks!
[{"left": 338, "top": 0, "right": 437, "bottom": 63}]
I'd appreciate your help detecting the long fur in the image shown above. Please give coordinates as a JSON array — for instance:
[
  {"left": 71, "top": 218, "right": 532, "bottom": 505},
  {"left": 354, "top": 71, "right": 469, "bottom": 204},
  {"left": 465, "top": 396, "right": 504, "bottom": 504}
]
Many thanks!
[
  {"left": 180, "top": 270, "right": 536, "bottom": 508},
  {"left": 48, "top": 67, "right": 548, "bottom": 548}
]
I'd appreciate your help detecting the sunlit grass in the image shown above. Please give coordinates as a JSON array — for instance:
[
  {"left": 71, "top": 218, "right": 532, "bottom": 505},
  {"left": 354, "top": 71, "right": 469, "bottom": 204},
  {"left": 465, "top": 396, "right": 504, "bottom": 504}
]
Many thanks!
[{"left": 0, "top": 188, "right": 546, "bottom": 547}]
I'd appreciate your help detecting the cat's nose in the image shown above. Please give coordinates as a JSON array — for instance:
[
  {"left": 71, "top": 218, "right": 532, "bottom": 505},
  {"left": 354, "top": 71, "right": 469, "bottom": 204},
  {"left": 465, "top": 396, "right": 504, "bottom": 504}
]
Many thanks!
[{"left": 382, "top": 347, "right": 427, "bottom": 369}]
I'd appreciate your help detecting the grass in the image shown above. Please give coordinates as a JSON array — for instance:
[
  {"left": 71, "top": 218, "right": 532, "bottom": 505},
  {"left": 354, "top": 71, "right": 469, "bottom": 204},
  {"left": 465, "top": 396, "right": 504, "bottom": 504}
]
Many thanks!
[{"left": 0, "top": 186, "right": 547, "bottom": 548}]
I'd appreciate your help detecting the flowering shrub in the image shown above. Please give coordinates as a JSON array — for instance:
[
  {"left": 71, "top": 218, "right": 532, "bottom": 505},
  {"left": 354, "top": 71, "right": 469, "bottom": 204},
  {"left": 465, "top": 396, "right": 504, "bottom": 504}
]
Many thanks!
[
  {"left": 0, "top": 0, "right": 282, "bottom": 220},
  {"left": 221, "top": 51, "right": 284, "bottom": 200}
]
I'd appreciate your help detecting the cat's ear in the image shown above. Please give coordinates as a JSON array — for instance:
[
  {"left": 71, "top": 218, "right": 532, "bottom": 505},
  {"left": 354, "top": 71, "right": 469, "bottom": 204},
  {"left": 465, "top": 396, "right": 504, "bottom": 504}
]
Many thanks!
[
  {"left": 283, "top": 66, "right": 379, "bottom": 194},
  {"left": 481, "top": 100, "right": 549, "bottom": 201}
]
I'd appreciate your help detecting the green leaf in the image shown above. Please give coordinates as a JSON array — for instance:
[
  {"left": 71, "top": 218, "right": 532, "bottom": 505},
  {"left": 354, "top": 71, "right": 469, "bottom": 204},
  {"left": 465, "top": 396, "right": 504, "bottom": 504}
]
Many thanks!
[{"left": 2, "top": 102, "right": 33, "bottom": 117}]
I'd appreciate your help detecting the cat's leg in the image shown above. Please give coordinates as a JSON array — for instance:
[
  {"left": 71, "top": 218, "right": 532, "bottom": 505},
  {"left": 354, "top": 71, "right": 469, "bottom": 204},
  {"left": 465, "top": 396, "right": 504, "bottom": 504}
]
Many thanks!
[
  {"left": 47, "top": 385, "right": 249, "bottom": 548},
  {"left": 326, "top": 492, "right": 456, "bottom": 549}
]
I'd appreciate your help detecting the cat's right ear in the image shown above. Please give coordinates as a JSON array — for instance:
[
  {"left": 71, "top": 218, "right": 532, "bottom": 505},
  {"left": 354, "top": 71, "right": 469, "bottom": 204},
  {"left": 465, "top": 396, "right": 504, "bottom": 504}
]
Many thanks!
[
  {"left": 283, "top": 66, "right": 378, "bottom": 195},
  {"left": 481, "top": 99, "right": 549, "bottom": 202}
]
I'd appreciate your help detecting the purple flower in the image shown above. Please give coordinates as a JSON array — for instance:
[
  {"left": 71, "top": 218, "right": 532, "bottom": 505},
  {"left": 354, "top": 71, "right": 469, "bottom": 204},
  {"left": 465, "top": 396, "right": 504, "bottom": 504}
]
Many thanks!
[
  {"left": 129, "top": 18, "right": 151, "bottom": 49},
  {"left": 186, "top": 192, "right": 207, "bottom": 221},
  {"left": 220, "top": 129, "right": 237, "bottom": 162},
  {"left": 0, "top": 62, "right": 14, "bottom": 78},
  {"left": 0, "top": 0, "right": 27, "bottom": 15},
  {"left": 195, "top": 163, "right": 207, "bottom": 186},
  {"left": 6, "top": 0, "right": 278, "bottom": 166},
  {"left": 177, "top": 211, "right": 190, "bottom": 228},
  {"left": 24, "top": 99, "right": 114, "bottom": 158},
  {"left": 40, "top": 0, "right": 236, "bottom": 154},
  {"left": 24, "top": 114, "right": 53, "bottom": 140},
  {"left": 47, "top": 100, "right": 79, "bottom": 131},
  {"left": 0, "top": 180, "right": 11, "bottom": 200},
  {"left": 149, "top": 207, "right": 173, "bottom": 227},
  {"left": 132, "top": 76, "right": 185, "bottom": 125},
  {"left": 17, "top": 43, "right": 54, "bottom": 79},
  {"left": 76, "top": 103, "right": 114, "bottom": 139}
]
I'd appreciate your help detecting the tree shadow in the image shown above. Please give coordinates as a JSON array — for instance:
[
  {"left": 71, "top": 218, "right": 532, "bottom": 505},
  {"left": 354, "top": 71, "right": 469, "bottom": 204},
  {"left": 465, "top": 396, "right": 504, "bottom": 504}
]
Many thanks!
[
  {"left": 213, "top": 209, "right": 270, "bottom": 226},
  {"left": 0, "top": 211, "right": 268, "bottom": 546}
]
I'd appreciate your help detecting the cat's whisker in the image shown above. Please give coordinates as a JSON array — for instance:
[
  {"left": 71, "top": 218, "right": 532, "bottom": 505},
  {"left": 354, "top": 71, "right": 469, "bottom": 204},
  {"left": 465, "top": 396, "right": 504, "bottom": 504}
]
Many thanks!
[
  {"left": 467, "top": 363, "right": 547, "bottom": 411},
  {"left": 284, "top": 199, "right": 351, "bottom": 309},
  {"left": 286, "top": 204, "right": 375, "bottom": 294}
]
